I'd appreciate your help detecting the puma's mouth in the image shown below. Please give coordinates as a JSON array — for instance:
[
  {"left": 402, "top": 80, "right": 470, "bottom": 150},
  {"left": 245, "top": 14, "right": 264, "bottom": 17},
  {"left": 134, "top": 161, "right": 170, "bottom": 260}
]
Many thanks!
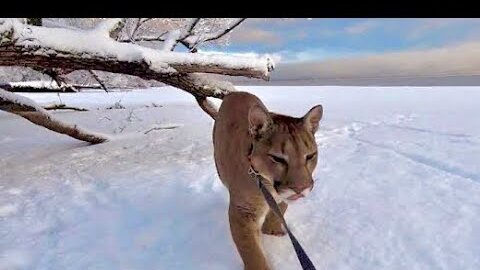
[
  {"left": 279, "top": 189, "right": 303, "bottom": 201},
  {"left": 279, "top": 186, "right": 312, "bottom": 201},
  {"left": 287, "top": 193, "right": 304, "bottom": 201}
]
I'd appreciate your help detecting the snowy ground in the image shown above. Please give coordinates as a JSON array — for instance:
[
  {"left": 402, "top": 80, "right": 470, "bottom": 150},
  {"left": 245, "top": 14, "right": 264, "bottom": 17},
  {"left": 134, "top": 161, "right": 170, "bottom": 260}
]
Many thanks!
[{"left": 1, "top": 86, "right": 479, "bottom": 270}]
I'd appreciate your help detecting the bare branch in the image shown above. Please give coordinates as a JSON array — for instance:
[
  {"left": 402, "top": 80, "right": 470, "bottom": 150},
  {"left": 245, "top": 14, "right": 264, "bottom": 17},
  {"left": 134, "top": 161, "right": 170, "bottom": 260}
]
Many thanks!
[
  {"left": 186, "top": 18, "right": 246, "bottom": 51},
  {"left": 184, "top": 18, "right": 201, "bottom": 35},
  {"left": 88, "top": 70, "right": 108, "bottom": 92},
  {"left": 203, "top": 18, "right": 246, "bottom": 42},
  {"left": 167, "top": 18, "right": 202, "bottom": 51},
  {"left": 129, "top": 18, "right": 154, "bottom": 42}
]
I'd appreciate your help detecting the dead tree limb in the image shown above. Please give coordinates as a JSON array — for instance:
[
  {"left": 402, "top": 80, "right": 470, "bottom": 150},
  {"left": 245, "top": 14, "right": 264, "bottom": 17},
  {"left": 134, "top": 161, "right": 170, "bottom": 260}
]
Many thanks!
[
  {"left": 0, "top": 19, "right": 272, "bottom": 80},
  {"left": 0, "top": 88, "right": 108, "bottom": 144},
  {"left": 43, "top": 104, "right": 88, "bottom": 111},
  {"left": 0, "top": 45, "right": 272, "bottom": 81},
  {"left": 194, "top": 96, "right": 218, "bottom": 120}
]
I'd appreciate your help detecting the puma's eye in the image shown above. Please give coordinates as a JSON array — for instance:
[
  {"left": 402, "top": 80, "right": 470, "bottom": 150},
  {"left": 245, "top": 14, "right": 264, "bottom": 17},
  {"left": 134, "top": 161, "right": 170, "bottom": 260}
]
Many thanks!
[
  {"left": 269, "top": 154, "right": 287, "bottom": 165},
  {"left": 306, "top": 152, "right": 317, "bottom": 161}
]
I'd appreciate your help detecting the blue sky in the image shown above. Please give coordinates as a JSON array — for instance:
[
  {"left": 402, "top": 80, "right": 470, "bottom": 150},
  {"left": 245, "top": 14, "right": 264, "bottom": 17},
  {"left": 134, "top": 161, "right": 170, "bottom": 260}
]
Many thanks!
[{"left": 206, "top": 18, "right": 480, "bottom": 63}]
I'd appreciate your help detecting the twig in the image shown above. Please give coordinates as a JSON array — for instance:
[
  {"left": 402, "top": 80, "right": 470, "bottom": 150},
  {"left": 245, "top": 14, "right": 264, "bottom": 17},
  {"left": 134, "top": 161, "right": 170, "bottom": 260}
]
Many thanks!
[
  {"left": 88, "top": 70, "right": 108, "bottom": 92},
  {"left": 203, "top": 18, "right": 246, "bottom": 42},
  {"left": 170, "top": 18, "right": 201, "bottom": 51},
  {"left": 129, "top": 18, "right": 153, "bottom": 43},
  {"left": 144, "top": 125, "right": 181, "bottom": 134},
  {"left": 189, "top": 18, "right": 246, "bottom": 51}
]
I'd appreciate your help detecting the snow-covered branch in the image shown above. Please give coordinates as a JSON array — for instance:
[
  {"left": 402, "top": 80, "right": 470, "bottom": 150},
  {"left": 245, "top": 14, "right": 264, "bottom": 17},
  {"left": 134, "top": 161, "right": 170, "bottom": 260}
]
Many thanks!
[
  {"left": 0, "top": 88, "right": 108, "bottom": 144},
  {"left": 0, "top": 19, "right": 274, "bottom": 83}
]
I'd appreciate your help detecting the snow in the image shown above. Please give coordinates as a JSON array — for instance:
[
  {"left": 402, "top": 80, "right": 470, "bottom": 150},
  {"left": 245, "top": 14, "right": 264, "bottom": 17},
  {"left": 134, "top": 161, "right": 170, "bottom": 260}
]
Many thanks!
[
  {"left": 162, "top": 29, "right": 182, "bottom": 51},
  {"left": 1, "top": 86, "right": 479, "bottom": 270},
  {"left": 8, "top": 80, "right": 61, "bottom": 89},
  {"left": 0, "top": 204, "right": 18, "bottom": 217},
  {"left": 93, "top": 18, "right": 124, "bottom": 37}
]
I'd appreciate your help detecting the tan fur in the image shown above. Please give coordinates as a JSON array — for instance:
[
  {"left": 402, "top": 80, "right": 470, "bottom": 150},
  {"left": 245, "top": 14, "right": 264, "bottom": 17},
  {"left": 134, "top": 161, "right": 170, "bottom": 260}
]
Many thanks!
[{"left": 213, "top": 91, "right": 323, "bottom": 270}]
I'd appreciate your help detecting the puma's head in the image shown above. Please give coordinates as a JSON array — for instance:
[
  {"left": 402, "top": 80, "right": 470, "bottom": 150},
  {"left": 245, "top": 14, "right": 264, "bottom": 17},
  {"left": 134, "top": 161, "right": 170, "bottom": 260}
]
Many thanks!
[{"left": 248, "top": 104, "right": 323, "bottom": 201}]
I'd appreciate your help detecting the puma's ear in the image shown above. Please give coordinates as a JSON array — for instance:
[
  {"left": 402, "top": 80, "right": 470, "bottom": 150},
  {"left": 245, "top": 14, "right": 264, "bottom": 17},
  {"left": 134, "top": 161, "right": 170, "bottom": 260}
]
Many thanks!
[
  {"left": 303, "top": 105, "right": 323, "bottom": 133},
  {"left": 248, "top": 105, "right": 271, "bottom": 137}
]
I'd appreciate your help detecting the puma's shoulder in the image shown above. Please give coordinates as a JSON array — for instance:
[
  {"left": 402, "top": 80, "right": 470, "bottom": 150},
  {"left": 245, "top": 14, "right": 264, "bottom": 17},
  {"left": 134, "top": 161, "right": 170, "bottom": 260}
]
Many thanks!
[{"left": 218, "top": 91, "right": 265, "bottom": 115}]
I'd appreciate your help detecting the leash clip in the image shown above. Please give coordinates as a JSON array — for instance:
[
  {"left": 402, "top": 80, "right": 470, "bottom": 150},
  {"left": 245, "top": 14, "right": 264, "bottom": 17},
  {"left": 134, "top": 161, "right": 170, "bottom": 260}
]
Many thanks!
[
  {"left": 248, "top": 166, "right": 262, "bottom": 188},
  {"left": 248, "top": 166, "right": 257, "bottom": 176}
]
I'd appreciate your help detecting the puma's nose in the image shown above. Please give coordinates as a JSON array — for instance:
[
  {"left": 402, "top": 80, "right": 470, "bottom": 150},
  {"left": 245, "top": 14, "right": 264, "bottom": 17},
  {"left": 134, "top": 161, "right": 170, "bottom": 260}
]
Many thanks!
[{"left": 292, "top": 182, "right": 314, "bottom": 194}]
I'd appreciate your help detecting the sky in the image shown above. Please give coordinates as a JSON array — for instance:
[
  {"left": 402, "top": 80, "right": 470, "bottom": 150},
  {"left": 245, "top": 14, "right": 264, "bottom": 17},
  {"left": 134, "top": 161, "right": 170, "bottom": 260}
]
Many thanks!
[
  {"left": 222, "top": 18, "right": 480, "bottom": 62},
  {"left": 204, "top": 18, "right": 480, "bottom": 84}
]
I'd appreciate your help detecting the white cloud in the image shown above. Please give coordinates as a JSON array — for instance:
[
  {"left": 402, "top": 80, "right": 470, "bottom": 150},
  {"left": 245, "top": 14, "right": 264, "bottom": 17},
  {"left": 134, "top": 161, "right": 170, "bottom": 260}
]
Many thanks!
[
  {"left": 272, "top": 48, "right": 370, "bottom": 63},
  {"left": 271, "top": 41, "right": 480, "bottom": 81},
  {"left": 345, "top": 20, "right": 377, "bottom": 34},
  {"left": 229, "top": 28, "right": 282, "bottom": 45},
  {"left": 197, "top": 50, "right": 282, "bottom": 64},
  {"left": 408, "top": 18, "right": 480, "bottom": 40}
]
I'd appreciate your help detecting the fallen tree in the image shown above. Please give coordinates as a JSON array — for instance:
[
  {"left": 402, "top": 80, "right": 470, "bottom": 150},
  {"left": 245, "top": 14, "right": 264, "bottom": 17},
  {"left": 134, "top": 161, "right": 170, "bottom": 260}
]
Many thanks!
[{"left": 0, "top": 18, "right": 274, "bottom": 143}]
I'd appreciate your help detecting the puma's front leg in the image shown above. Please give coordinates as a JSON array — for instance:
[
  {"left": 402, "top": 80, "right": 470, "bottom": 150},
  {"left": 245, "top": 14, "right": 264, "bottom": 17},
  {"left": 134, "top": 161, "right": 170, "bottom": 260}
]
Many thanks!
[
  {"left": 261, "top": 201, "right": 288, "bottom": 236},
  {"left": 229, "top": 202, "right": 270, "bottom": 270}
]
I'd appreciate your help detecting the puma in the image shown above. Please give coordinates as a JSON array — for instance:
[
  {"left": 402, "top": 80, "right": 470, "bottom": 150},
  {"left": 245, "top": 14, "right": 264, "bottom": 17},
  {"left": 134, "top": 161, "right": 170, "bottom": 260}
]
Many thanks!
[{"left": 213, "top": 91, "right": 323, "bottom": 270}]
